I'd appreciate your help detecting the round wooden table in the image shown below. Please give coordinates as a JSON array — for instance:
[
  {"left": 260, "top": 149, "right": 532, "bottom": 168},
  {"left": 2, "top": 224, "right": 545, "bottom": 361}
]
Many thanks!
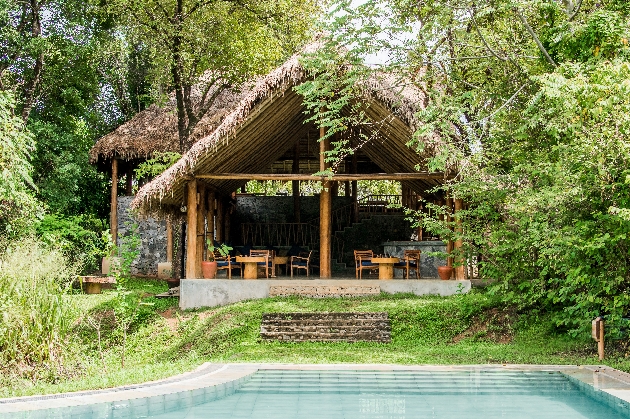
[
  {"left": 235, "top": 256, "right": 266, "bottom": 279},
  {"left": 370, "top": 257, "right": 399, "bottom": 280}
]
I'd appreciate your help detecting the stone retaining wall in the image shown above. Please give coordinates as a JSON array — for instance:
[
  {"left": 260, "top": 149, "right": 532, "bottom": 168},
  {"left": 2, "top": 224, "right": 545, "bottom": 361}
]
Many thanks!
[
  {"left": 260, "top": 312, "right": 391, "bottom": 342},
  {"left": 117, "top": 196, "right": 167, "bottom": 276}
]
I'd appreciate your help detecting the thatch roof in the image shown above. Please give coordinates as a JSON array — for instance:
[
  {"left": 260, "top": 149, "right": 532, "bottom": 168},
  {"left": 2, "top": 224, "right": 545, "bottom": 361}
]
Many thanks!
[
  {"left": 127, "top": 41, "right": 437, "bottom": 217},
  {"left": 89, "top": 77, "right": 257, "bottom": 165}
]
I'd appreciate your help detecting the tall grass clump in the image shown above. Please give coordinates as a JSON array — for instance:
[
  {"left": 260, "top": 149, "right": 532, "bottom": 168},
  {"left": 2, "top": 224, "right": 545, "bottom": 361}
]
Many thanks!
[{"left": 0, "top": 237, "right": 79, "bottom": 380}]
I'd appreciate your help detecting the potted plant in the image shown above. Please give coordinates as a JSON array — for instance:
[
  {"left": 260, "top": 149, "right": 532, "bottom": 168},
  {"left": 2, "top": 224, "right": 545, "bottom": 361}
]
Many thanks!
[
  {"left": 202, "top": 240, "right": 232, "bottom": 279},
  {"left": 437, "top": 265, "right": 454, "bottom": 280}
]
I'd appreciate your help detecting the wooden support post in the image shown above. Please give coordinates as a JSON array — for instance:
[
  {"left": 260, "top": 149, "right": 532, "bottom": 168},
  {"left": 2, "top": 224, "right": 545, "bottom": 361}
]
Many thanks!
[
  {"left": 207, "top": 191, "right": 215, "bottom": 244},
  {"left": 331, "top": 181, "right": 339, "bottom": 197},
  {"left": 319, "top": 127, "right": 332, "bottom": 278},
  {"left": 351, "top": 153, "right": 358, "bottom": 223},
  {"left": 196, "top": 184, "right": 206, "bottom": 277},
  {"left": 185, "top": 180, "right": 198, "bottom": 279},
  {"left": 166, "top": 219, "right": 173, "bottom": 263},
  {"left": 446, "top": 196, "right": 453, "bottom": 277},
  {"left": 110, "top": 159, "right": 118, "bottom": 247},
  {"left": 126, "top": 167, "right": 133, "bottom": 196},
  {"left": 225, "top": 199, "right": 231, "bottom": 244},
  {"left": 216, "top": 196, "right": 224, "bottom": 242},
  {"left": 454, "top": 198, "right": 465, "bottom": 280},
  {"left": 240, "top": 185, "right": 246, "bottom": 193},
  {"left": 593, "top": 317, "right": 605, "bottom": 360},
  {"left": 293, "top": 141, "right": 301, "bottom": 223}
]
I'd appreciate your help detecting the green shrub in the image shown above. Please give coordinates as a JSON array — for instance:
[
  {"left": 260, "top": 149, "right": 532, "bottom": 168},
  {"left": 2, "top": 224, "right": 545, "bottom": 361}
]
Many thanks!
[
  {"left": 0, "top": 237, "right": 79, "bottom": 379},
  {"left": 35, "top": 214, "right": 108, "bottom": 274}
]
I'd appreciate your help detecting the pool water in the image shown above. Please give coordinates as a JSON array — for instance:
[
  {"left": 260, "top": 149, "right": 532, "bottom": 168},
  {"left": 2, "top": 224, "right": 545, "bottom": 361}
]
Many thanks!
[{"left": 149, "top": 370, "right": 630, "bottom": 419}]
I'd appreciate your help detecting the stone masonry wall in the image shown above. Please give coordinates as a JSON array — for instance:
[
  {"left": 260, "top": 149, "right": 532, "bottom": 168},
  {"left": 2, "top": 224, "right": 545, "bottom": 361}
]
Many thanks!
[
  {"left": 260, "top": 312, "right": 391, "bottom": 342},
  {"left": 117, "top": 196, "right": 167, "bottom": 276}
]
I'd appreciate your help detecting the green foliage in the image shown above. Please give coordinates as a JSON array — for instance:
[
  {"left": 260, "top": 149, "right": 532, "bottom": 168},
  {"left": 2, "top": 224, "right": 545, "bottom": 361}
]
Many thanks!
[
  {"left": 0, "top": 91, "right": 42, "bottom": 236},
  {"left": 35, "top": 214, "right": 108, "bottom": 273},
  {"left": 134, "top": 152, "right": 181, "bottom": 182},
  {"left": 2, "top": 284, "right": 614, "bottom": 397},
  {"left": 0, "top": 237, "right": 79, "bottom": 381},
  {"left": 297, "top": 0, "right": 630, "bottom": 337},
  {"left": 207, "top": 241, "right": 232, "bottom": 261}
]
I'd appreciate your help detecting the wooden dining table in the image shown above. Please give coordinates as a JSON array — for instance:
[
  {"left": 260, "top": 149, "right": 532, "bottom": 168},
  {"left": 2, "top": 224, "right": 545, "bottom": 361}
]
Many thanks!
[
  {"left": 370, "top": 257, "right": 400, "bottom": 280},
  {"left": 235, "top": 256, "right": 266, "bottom": 279}
]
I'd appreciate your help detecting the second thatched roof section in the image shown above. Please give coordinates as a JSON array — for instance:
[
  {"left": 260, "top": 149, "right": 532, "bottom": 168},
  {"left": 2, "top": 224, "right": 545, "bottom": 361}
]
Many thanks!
[{"left": 128, "top": 41, "right": 437, "bottom": 217}]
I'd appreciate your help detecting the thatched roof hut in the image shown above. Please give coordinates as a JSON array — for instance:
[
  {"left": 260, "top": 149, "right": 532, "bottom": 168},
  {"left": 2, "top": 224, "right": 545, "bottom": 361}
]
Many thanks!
[{"left": 120, "top": 42, "right": 442, "bottom": 217}]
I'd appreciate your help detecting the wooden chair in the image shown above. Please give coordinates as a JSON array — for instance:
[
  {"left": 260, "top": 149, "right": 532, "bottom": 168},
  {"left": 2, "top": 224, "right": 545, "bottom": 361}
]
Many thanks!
[
  {"left": 215, "top": 250, "right": 242, "bottom": 279},
  {"left": 394, "top": 249, "right": 421, "bottom": 279},
  {"left": 354, "top": 250, "right": 377, "bottom": 279},
  {"left": 250, "top": 249, "right": 275, "bottom": 278},
  {"left": 290, "top": 251, "right": 313, "bottom": 278}
]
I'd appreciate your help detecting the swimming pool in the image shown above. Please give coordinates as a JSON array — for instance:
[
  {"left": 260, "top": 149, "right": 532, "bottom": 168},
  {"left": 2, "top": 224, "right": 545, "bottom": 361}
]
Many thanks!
[{"left": 4, "top": 367, "right": 630, "bottom": 418}]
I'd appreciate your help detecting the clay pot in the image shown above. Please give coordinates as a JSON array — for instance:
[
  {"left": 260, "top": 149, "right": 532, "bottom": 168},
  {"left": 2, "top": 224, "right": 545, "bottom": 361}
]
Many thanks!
[
  {"left": 201, "top": 261, "right": 218, "bottom": 279},
  {"left": 437, "top": 266, "right": 453, "bottom": 280},
  {"left": 166, "top": 278, "right": 180, "bottom": 289}
]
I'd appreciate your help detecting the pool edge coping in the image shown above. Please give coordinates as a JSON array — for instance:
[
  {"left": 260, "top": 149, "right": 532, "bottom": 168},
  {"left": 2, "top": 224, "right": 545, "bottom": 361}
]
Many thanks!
[{"left": 3, "top": 363, "right": 630, "bottom": 416}]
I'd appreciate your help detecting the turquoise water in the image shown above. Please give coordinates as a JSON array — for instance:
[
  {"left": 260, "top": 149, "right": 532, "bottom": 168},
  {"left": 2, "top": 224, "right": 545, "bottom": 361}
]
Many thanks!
[{"left": 148, "top": 370, "right": 629, "bottom": 419}]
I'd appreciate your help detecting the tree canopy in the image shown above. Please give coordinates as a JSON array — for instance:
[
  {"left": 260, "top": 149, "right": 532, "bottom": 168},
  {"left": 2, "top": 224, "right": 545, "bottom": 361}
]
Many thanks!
[{"left": 297, "top": 0, "right": 630, "bottom": 334}]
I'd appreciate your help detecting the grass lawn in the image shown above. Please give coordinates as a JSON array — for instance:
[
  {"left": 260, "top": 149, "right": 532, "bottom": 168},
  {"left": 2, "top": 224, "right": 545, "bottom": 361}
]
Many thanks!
[{"left": 0, "top": 278, "right": 624, "bottom": 398}]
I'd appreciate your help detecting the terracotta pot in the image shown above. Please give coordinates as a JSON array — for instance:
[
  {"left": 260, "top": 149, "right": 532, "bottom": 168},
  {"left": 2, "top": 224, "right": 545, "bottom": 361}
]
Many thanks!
[
  {"left": 201, "top": 261, "right": 218, "bottom": 279},
  {"left": 437, "top": 266, "right": 453, "bottom": 280},
  {"left": 166, "top": 278, "right": 180, "bottom": 289}
]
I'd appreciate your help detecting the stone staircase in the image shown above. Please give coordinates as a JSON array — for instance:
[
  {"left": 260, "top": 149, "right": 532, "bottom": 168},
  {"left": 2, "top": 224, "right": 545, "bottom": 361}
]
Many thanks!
[{"left": 260, "top": 312, "right": 391, "bottom": 342}]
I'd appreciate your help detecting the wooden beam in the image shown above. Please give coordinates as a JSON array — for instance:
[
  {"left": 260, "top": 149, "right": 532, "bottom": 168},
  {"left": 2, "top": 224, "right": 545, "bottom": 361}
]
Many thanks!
[
  {"left": 216, "top": 196, "right": 224, "bottom": 242},
  {"left": 110, "top": 159, "right": 118, "bottom": 247},
  {"left": 196, "top": 184, "right": 206, "bottom": 277},
  {"left": 446, "top": 196, "right": 454, "bottom": 278},
  {"left": 126, "top": 167, "right": 133, "bottom": 196},
  {"left": 454, "top": 198, "right": 465, "bottom": 280},
  {"left": 207, "top": 191, "right": 215, "bottom": 244},
  {"left": 292, "top": 141, "right": 301, "bottom": 223},
  {"left": 195, "top": 172, "right": 449, "bottom": 181},
  {"left": 320, "top": 127, "right": 332, "bottom": 278},
  {"left": 166, "top": 219, "right": 173, "bottom": 263},
  {"left": 351, "top": 153, "right": 358, "bottom": 223},
  {"left": 185, "top": 179, "right": 198, "bottom": 279}
]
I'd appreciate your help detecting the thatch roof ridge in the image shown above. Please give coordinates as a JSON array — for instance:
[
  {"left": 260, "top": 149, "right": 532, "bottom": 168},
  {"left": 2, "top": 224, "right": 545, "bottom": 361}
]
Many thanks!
[
  {"left": 130, "top": 41, "right": 322, "bottom": 212},
  {"left": 130, "top": 41, "right": 428, "bottom": 216}
]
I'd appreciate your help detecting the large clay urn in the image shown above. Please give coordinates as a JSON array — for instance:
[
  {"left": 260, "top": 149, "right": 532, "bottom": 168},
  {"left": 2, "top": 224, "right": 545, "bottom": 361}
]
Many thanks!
[
  {"left": 201, "top": 261, "right": 218, "bottom": 279},
  {"left": 437, "top": 265, "right": 454, "bottom": 280}
]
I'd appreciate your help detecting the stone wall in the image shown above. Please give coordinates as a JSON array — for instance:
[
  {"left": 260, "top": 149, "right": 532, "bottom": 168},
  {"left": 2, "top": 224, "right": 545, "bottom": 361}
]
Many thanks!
[
  {"left": 234, "top": 196, "right": 352, "bottom": 224},
  {"left": 334, "top": 215, "right": 415, "bottom": 270},
  {"left": 383, "top": 241, "right": 447, "bottom": 279},
  {"left": 260, "top": 312, "right": 391, "bottom": 342},
  {"left": 117, "top": 196, "right": 167, "bottom": 276}
]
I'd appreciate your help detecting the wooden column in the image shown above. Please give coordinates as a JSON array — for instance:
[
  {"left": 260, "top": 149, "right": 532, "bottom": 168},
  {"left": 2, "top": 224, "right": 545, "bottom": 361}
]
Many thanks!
[
  {"left": 185, "top": 179, "right": 198, "bottom": 279},
  {"left": 351, "top": 153, "right": 358, "bottom": 223},
  {"left": 166, "top": 219, "right": 173, "bottom": 263},
  {"left": 196, "top": 184, "right": 206, "bottom": 277},
  {"left": 216, "top": 196, "right": 224, "bottom": 242},
  {"left": 331, "top": 181, "right": 339, "bottom": 197},
  {"left": 207, "top": 191, "right": 215, "bottom": 244},
  {"left": 446, "top": 196, "right": 453, "bottom": 278},
  {"left": 319, "top": 127, "right": 332, "bottom": 278},
  {"left": 110, "top": 159, "right": 118, "bottom": 246},
  {"left": 126, "top": 167, "right": 133, "bottom": 196},
  {"left": 454, "top": 198, "right": 465, "bottom": 280},
  {"left": 292, "top": 141, "right": 301, "bottom": 223},
  {"left": 225, "top": 198, "right": 231, "bottom": 243}
]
